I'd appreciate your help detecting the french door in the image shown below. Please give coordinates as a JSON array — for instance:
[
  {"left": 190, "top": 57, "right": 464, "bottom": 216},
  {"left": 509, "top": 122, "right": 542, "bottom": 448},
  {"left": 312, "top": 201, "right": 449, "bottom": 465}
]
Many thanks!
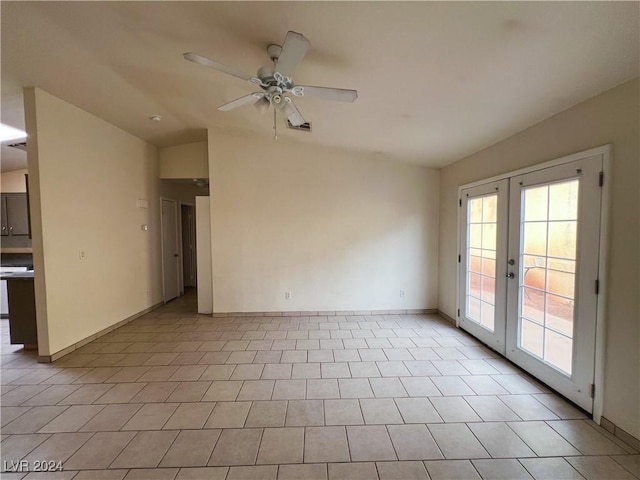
[
  {"left": 459, "top": 153, "right": 604, "bottom": 412},
  {"left": 458, "top": 179, "right": 509, "bottom": 354}
]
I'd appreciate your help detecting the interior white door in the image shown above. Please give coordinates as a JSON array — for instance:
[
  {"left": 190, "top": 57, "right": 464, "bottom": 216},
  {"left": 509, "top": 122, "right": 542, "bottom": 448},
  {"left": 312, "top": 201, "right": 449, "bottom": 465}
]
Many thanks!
[
  {"left": 458, "top": 179, "right": 509, "bottom": 354},
  {"left": 505, "top": 155, "right": 602, "bottom": 412},
  {"left": 162, "top": 198, "right": 180, "bottom": 302}
]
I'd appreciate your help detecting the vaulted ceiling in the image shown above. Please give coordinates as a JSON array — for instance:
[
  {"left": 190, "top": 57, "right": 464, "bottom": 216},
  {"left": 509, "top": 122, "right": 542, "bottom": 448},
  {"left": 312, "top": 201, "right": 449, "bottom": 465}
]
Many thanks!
[{"left": 2, "top": 2, "right": 638, "bottom": 172}]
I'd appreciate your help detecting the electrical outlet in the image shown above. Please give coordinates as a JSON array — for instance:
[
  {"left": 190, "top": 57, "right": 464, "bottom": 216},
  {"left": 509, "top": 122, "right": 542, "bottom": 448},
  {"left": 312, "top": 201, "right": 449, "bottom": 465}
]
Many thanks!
[
  {"left": 285, "top": 291, "right": 292, "bottom": 300},
  {"left": 400, "top": 289, "right": 405, "bottom": 297}
]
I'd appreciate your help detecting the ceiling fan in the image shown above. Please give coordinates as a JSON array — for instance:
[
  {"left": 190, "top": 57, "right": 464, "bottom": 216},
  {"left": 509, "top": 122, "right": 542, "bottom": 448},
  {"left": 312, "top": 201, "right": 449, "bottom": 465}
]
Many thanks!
[{"left": 183, "top": 31, "right": 358, "bottom": 131}]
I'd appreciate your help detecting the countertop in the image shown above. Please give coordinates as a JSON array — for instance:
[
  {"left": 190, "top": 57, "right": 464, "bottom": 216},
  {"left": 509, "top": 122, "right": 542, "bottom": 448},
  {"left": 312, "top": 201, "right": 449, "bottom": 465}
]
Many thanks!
[
  {"left": 0, "top": 271, "right": 34, "bottom": 280},
  {"left": 1, "top": 248, "right": 33, "bottom": 254}
]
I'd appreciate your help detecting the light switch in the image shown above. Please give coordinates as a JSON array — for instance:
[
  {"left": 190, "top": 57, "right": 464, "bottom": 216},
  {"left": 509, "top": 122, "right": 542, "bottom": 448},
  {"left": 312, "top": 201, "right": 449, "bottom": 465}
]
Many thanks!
[{"left": 141, "top": 225, "right": 148, "bottom": 231}]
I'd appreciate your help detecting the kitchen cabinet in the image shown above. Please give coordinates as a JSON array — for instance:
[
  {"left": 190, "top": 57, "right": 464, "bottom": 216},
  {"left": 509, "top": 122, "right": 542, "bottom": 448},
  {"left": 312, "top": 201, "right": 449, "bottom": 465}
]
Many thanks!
[
  {"left": 0, "top": 196, "right": 6, "bottom": 237},
  {"left": 1, "top": 193, "right": 30, "bottom": 238},
  {"left": 1, "top": 271, "right": 37, "bottom": 348}
]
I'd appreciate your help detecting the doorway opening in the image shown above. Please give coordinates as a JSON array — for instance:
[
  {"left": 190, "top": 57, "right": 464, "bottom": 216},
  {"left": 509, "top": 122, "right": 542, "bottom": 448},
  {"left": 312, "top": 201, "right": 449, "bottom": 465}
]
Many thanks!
[
  {"left": 181, "top": 203, "right": 197, "bottom": 290},
  {"left": 161, "top": 200, "right": 200, "bottom": 307}
]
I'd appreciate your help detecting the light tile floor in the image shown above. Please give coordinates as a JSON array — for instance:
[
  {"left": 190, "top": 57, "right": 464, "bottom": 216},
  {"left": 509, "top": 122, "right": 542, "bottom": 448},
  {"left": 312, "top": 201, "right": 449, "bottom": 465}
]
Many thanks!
[{"left": 1, "top": 292, "right": 638, "bottom": 480}]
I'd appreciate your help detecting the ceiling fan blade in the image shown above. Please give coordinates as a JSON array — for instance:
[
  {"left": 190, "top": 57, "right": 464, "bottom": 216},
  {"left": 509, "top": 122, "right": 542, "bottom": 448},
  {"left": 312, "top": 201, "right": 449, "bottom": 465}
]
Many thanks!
[
  {"left": 295, "top": 85, "right": 358, "bottom": 103},
  {"left": 282, "top": 98, "right": 306, "bottom": 127},
  {"left": 183, "top": 52, "right": 252, "bottom": 81},
  {"left": 253, "top": 96, "right": 271, "bottom": 114},
  {"left": 218, "top": 93, "right": 264, "bottom": 111},
  {"left": 274, "top": 31, "right": 310, "bottom": 78}
]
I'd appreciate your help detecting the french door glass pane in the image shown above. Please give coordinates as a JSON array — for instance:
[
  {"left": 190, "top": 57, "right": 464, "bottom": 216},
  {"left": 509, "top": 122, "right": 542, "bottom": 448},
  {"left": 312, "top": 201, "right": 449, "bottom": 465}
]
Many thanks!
[
  {"left": 519, "top": 179, "right": 579, "bottom": 376},
  {"left": 466, "top": 195, "right": 498, "bottom": 331}
]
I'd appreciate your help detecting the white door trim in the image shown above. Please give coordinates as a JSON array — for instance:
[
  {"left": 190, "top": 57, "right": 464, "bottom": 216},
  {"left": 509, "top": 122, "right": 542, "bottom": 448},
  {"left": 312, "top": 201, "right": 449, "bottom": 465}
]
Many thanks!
[
  {"left": 593, "top": 148, "right": 611, "bottom": 425},
  {"left": 160, "top": 197, "right": 181, "bottom": 303},
  {"left": 456, "top": 144, "right": 611, "bottom": 422},
  {"left": 176, "top": 203, "right": 184, "bottom": 295},
  {"left": 458, "top": 145, "right": 611, "bottom": 191}
]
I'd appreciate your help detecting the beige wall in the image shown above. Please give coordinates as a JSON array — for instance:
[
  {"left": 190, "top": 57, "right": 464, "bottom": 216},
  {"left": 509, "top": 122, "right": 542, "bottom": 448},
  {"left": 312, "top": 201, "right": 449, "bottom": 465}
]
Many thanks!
[
  {"left": 196, "top": 196, "right": 212, "bottom": 314},
  {"left": 208, "top": 130, "right": 439, "bottom": 313},
  {"left": 159, "top": 141, "right": 208, "bottom": 179},
  {"left": 438, "top": 78, "right": 639, "bottom": 439},
  {"left": 1, "top": 168, "right": 28, "bottom": 193},
  {"left": 24, "top": 87, "right": 163, "bottom": 357}
]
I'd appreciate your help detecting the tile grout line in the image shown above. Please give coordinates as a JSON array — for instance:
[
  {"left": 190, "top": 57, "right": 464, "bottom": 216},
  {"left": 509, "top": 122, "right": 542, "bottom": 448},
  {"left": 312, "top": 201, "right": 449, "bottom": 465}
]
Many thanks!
[{"left": 3, "top": 305, "right": 639, "bottom": 475}]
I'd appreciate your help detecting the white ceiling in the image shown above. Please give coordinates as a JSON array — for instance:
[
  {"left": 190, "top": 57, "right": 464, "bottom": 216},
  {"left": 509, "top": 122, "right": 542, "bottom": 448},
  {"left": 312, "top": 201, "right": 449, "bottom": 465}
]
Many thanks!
[{"left": 1, "top": 2, "right": 638, "bottom": 172}]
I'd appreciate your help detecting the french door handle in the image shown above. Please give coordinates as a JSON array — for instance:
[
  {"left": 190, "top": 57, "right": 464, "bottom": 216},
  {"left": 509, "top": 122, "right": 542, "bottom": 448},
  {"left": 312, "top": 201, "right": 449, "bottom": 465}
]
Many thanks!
[{"left": 506, "top": 272, "right": 515, "bottom": 279}]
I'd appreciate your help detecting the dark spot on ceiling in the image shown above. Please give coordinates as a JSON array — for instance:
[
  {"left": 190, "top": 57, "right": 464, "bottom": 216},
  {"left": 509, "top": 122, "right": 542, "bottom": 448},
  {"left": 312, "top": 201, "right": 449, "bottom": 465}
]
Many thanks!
[{"left": 502, "top": 19, "right": 523, "bottom": 33}]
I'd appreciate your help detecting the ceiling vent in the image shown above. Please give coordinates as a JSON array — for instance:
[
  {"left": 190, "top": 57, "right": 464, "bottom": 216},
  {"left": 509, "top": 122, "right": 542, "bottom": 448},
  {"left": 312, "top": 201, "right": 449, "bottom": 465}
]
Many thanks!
[
  {"left": 7, "top": 141, "right": 27, "bottom": 151},
  {"left": 286, "top": 120, "right": 311, "bottom": 132}
]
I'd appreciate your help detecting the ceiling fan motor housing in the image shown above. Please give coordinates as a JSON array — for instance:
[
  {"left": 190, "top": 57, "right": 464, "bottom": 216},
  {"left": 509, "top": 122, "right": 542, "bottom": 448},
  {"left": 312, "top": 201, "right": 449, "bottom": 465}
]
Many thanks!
[
  {"left": 267, "top": 44, "right": 282, "bottom": 61},
  {"left": 257, "top": 64, "right": 275, "bottom": 83}
]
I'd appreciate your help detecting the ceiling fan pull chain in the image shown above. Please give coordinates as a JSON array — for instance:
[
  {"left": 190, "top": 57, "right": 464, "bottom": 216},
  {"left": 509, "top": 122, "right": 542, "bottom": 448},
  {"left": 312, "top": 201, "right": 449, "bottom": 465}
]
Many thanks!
[{"left": 273, "top": 108, "right": 278, "bottom": 140}]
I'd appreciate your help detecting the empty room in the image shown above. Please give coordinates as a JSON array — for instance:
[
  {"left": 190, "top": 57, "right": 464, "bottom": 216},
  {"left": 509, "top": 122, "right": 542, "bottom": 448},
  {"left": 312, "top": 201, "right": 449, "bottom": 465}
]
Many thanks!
[{"left": 0, "top": 2, "right": 638, "bottom": 480}]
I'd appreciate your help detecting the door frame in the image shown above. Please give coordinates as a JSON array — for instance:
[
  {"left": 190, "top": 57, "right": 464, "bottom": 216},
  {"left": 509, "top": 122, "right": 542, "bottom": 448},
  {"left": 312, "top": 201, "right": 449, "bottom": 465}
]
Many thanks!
[
  {"left": 160, "top": 197, "right": 181, "bottom": 303},
  {"left": 456, "top": 144, "right": 611, "bottom": 423}
]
